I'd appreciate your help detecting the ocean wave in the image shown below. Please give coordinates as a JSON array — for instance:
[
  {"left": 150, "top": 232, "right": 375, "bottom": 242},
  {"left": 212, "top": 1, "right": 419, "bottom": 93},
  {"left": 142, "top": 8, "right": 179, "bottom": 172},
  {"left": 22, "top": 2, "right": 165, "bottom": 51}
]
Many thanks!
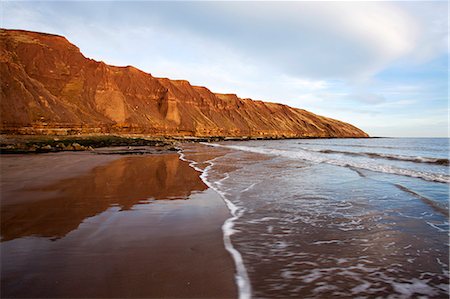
[
  {"left": 297, "top": 141, "right": 446, "bottom": 152},
  {"left": 298, "top": 147, "right": 449, "bottom": 166},
  {"left": 299, "top": 141, "right": 401, "bottom": 149},
  {"left": 394, "top": 184, "right": 448, "bottom": 218},
  {"left": 203, "top": 143, "right": 450, "bottom": 184}
]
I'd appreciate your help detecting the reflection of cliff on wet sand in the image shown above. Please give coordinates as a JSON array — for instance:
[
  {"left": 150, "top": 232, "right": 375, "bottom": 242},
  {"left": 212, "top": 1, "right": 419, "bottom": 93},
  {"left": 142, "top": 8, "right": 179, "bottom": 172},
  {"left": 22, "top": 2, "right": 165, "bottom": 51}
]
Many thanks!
[{"left": 1, "top": 154, "right": 207, "bottom": 241}]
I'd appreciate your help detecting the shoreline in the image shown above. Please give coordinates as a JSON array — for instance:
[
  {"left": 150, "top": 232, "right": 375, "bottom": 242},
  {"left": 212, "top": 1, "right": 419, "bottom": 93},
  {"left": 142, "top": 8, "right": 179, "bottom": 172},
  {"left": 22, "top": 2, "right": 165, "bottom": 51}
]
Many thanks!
[
  {"left": 0, "top": 133, "right": 374, "bottom": 154},
  {"left": 178, "top": 148, "right": 252, "bottom": 299}
]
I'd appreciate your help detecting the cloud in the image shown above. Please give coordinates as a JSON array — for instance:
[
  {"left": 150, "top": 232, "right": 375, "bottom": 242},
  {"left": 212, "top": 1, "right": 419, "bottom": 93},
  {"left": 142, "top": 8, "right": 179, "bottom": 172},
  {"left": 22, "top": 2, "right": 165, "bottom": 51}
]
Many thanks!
[
  {"left": 4, "top": 1, "right": 448, "bottom": 81},
  {"left": 350, "top": 94, "right": 386, "bottom": 104},
  {"left": 397, "top": 2, "right": 449, "bottom": 64},
  {"left": 1, "top": 1, "right": 447, "bottom": 137},
  {"left": 5, "top": 1, "right": 446, "bottom": 81},
  {"left": 117, "top": 1, "right": 429, "bottom": 79},
  {"left": 278, "top": 76, "right": 328, "bottom": 91}
]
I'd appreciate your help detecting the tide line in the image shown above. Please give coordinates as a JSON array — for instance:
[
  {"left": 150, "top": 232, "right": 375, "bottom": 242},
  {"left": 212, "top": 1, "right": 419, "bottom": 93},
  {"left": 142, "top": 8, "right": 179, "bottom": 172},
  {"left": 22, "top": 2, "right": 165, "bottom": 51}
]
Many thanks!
[{"left": 177, "top": 149, "right": 252, "bottom": 299}]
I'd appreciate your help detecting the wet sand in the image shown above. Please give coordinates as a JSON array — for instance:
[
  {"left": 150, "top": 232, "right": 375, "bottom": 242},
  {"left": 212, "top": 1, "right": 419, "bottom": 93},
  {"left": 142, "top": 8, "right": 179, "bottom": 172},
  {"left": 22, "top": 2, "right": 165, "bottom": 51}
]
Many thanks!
[{"left": 0, "top": 151, "right": 237, "bottom": 298}]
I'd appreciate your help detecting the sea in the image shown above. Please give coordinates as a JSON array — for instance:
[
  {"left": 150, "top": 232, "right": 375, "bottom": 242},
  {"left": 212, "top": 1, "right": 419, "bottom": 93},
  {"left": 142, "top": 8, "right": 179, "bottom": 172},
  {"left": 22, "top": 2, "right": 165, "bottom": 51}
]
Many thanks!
[{"left": 181, "top": 138, "right": 449, "bottom": 299}]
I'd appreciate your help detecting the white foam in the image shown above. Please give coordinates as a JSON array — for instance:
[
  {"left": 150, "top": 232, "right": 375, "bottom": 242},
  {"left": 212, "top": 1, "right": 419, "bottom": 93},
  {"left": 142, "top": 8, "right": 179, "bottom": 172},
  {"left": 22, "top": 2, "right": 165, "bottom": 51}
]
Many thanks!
[
  {"left": 392, "top": 278, "right": 439, "bottom": 297},
  {"left": 425, "top": 221, "right": 449, "bottom": 232},
  {"left": 312, "top": 239, "right": 343, "bottom": 245},
  {"left": 241, "top": 182, "right": 257, "bottom": 193},
  {"left": 177, "top": 149, "right": 252, "bottom": 299},
  {"left": 436, "top": 257, "right": 449, "bottom": 268},
  {"left": 350, "top": 281, "right": 371, "bottom": 293},
  {"left": 298, "top": 146, "right": 449, "bottom": 166},
  {"left": 177, "top": 150, "right": 204, "bottom": 173},
  {"left": 313, "top": 284, "right": 339, "bottom": 293},
  {"left": 203, "top": 143, "right": 450, "bottom": 184}
]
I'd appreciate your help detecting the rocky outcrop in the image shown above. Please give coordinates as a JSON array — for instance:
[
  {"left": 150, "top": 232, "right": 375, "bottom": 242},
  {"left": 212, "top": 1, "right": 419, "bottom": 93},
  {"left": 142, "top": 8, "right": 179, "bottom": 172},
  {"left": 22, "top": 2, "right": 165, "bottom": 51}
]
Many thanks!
[{"left": 0, "top": 29, "right": 368, "bottom": 138}]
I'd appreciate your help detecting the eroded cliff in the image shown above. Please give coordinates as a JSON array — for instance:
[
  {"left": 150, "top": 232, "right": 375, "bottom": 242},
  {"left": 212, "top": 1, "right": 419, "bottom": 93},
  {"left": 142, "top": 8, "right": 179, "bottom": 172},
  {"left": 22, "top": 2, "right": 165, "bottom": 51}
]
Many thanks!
[{"left": 0, "top": 29, "right": 368, "bottom": 138}]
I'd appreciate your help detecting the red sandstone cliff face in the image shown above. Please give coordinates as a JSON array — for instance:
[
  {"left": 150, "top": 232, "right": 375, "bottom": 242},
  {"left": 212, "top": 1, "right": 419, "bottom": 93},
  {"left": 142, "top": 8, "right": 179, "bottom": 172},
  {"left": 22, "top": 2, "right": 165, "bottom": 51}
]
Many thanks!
[{"left": 0, "top": 29, "right": 368, "bottom": 138}]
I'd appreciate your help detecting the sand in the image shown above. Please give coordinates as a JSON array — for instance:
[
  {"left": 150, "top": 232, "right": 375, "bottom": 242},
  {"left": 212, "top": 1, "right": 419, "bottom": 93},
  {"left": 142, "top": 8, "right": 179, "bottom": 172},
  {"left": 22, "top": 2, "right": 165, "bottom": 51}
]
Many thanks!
[{"left": 0, "top": 151, "right": 237, "bottom": 298}]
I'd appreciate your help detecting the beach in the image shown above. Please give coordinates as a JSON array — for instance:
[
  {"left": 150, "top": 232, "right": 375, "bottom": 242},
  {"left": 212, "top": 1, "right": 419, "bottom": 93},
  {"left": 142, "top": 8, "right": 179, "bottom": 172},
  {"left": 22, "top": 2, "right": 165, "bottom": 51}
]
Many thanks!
[
  {"left": 1, "top": 138, "right": 449, "bottom": 298},
  {"left": 0, "top": 150, "right": 237, "bottom": 298},
  {"left": 0, "top": 1, "right": 447, "bottom": 297}
]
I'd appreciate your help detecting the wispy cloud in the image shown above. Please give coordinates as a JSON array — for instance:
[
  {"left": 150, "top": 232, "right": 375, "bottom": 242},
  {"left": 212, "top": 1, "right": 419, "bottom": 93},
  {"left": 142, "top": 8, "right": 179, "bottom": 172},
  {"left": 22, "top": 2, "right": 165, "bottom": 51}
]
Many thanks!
[{"left": 1, "top": 1, "right": 448, "bottom": 137}]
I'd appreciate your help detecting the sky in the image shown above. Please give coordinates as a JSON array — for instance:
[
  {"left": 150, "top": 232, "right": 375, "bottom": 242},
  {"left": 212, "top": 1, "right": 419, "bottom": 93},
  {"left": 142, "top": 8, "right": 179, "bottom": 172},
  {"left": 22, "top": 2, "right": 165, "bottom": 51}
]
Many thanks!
[{"left": 1, "top": 1, "right": 448, "bottom": 137}]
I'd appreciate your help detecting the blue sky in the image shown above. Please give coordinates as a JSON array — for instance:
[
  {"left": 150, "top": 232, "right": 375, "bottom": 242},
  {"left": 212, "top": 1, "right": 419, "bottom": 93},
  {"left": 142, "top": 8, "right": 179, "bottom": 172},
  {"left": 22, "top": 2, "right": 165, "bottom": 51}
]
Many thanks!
[{"left": 1, "top": 1, "right": 448, "bottom": 137}]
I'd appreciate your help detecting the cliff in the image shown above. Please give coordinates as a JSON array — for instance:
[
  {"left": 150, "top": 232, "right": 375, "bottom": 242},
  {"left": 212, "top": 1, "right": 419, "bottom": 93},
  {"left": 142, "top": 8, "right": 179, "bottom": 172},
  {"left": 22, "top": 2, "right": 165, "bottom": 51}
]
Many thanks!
[{"left": 0, "top": 29, "right": 368, "bottom": 138}]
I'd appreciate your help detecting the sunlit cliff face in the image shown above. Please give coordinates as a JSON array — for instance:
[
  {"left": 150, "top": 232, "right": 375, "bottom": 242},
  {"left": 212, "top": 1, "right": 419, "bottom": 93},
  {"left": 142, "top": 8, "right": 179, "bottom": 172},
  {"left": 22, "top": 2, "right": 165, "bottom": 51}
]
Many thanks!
[{"left": 0, "top": 29, "right": 368, "bottom": 138}]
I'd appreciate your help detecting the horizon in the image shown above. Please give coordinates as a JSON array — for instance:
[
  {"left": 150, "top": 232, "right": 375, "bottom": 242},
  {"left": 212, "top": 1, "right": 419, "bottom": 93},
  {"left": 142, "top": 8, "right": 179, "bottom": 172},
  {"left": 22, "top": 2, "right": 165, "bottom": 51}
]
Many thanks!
[{"left": 1, "top": 1, "right": 448, "bottom": 138}]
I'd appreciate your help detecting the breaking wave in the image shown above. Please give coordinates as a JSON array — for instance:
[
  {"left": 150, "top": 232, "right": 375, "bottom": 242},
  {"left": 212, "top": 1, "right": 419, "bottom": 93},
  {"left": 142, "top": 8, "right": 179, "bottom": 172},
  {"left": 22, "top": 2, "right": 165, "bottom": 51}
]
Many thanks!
[
  {"left": 203, "top": 143, "right": 450, "bottom": 184},
  {"left": 298, "top": 147, "right": 449, "bottom": 166}
]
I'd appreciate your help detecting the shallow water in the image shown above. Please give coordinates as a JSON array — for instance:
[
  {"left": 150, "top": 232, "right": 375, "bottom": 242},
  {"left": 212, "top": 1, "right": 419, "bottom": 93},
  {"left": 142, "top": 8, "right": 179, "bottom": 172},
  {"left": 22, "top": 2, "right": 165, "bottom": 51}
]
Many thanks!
[
  {"left": 1, "top": 139, "right": 448, "bottom": 298},
  {"left": 183, "top": 138, "right": 449, "bottom": 298}
]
